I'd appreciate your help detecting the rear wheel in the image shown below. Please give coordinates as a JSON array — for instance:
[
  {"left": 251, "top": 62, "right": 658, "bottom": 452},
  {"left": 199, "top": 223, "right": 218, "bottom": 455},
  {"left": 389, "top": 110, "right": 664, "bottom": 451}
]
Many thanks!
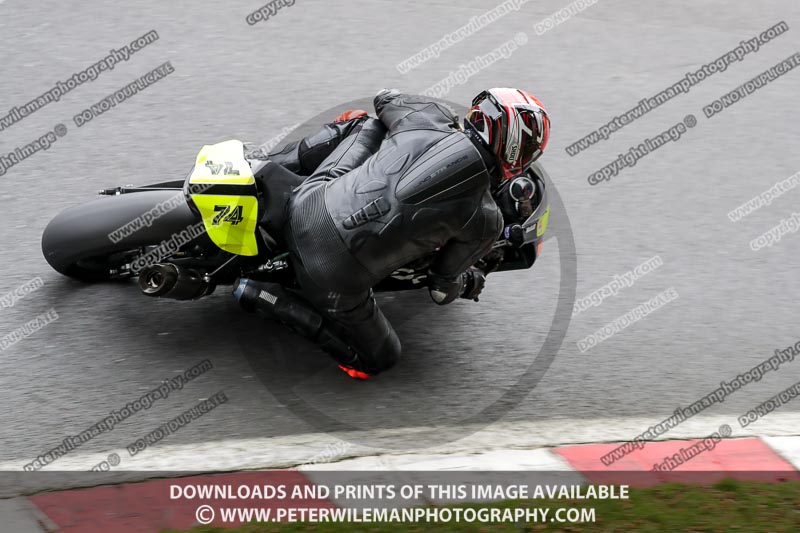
[{"left": 42, "top": 190, "right": 202, "bottom": 282}]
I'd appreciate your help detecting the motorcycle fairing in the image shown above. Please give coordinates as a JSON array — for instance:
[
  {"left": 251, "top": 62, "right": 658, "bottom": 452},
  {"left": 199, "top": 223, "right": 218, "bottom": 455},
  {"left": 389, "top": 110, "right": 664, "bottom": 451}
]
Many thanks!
[
  {"left": 185, "top": 140, "right": 260, "bottom": 256},
  {"left": 534, "top": 204, "right": 550, "bottom": 237},
  {"left": 521, "top": 168, "right": 550, "bottom": 243}
]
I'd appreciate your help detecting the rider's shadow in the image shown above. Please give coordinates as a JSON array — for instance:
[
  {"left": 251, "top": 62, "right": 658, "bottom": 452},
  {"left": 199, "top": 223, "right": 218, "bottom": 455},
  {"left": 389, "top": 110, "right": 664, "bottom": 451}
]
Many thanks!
[
  {"left": 230, "top": 281, "right": 548, "bottom": 443},
  {"left": 38, "top": 265, "right": 552, "bottom": 450}
]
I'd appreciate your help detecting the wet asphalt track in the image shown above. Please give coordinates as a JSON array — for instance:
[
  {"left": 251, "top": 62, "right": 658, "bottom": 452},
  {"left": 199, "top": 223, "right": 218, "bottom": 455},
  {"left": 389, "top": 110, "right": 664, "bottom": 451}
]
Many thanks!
[{"left": 0, "top": 0, "right": 799, "bottom": 469}]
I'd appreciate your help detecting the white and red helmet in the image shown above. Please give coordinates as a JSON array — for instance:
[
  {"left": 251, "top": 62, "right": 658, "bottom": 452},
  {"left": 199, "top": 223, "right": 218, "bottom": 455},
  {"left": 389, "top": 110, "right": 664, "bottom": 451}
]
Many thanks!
[{"left": 466, "top": 88, "right": 550, "bottom": 180}]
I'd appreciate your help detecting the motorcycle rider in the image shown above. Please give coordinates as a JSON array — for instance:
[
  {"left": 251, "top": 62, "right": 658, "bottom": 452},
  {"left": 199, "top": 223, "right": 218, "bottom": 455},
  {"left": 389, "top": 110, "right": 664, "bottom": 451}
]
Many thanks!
[{"left": 234, "top": 88, "right": 550, "bottom": 379}]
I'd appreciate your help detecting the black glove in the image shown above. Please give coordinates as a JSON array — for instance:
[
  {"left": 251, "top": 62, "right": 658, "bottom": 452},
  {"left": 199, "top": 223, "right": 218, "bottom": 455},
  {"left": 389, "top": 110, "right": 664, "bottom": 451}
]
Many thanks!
[
  {"left": 503, "top": 224, "right": 525, "bottom": 248},
  {"left": 460, "top": 268, "right": 486, "bottom": 302}
]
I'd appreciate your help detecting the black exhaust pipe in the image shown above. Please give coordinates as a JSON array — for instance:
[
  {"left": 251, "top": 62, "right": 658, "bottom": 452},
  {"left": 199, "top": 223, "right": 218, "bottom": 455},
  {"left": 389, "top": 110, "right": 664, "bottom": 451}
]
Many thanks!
[{"left": 138, "top": 264, "right": 214, "bottom": 300}]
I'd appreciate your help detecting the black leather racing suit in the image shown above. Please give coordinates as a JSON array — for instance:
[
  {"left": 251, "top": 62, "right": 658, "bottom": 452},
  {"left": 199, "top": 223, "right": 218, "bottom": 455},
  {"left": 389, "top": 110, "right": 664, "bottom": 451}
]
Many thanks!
[{"left": 254, "top": 91, "right": 504, "bottom": 375}]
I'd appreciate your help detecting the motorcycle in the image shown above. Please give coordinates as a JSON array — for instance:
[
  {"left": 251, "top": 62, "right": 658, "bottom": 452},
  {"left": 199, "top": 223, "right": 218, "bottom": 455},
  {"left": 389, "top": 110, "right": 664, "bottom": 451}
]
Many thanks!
[{"left": 41, "top": 139, "right": 551, "bottom": 300}]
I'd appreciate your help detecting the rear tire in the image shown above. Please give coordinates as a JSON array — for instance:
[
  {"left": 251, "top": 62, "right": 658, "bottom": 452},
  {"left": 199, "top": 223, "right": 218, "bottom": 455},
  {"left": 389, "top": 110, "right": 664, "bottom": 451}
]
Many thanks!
[{"left": 42, "top": 190, "right": 202, "bottom": 282}]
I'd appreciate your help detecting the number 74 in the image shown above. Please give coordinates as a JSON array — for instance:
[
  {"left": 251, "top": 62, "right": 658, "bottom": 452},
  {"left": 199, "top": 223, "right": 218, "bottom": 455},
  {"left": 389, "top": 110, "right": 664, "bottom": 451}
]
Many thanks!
[{"left": 212, "top": 204, "right": 244, "bottom": 225}]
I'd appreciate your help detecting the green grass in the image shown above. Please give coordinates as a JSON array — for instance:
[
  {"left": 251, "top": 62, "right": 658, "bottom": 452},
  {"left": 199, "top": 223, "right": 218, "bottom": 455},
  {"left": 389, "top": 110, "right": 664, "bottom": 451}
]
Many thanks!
[{"left": 165, "top": 479, "right": 800, "bottom": 533}]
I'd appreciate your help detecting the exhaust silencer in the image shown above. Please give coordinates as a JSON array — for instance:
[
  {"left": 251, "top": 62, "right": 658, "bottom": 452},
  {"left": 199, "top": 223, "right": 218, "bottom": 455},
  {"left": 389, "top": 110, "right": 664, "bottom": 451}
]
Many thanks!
[{"left": 138, "top": 264, "right": 213, "bottom": 300}]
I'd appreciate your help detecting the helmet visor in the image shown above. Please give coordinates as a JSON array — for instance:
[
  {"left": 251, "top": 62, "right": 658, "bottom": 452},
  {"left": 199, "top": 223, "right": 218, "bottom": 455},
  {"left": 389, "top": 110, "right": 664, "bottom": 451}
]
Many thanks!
[{"left": 504, "top": 109, "right": 542, "bottom": 173}]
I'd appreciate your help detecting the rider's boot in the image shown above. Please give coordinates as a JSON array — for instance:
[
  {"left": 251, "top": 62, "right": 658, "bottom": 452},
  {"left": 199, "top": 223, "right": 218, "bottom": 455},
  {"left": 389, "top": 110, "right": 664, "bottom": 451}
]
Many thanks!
[{"left": 232, "top": 278, "right": 373, "bottom": 379}]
